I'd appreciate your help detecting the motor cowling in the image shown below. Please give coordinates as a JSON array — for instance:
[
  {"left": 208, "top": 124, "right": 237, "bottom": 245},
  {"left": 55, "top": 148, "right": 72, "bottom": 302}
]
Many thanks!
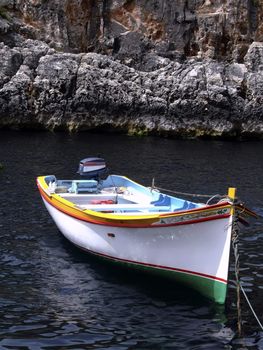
[{"left": 77, "top": 157, "right": 108, "bottom": 180}]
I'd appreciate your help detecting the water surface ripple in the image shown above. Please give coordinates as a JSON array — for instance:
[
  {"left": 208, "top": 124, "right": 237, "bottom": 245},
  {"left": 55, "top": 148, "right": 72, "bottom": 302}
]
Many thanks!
[{"left": 0, "top": 131, "right": 263, "bottom": 349}]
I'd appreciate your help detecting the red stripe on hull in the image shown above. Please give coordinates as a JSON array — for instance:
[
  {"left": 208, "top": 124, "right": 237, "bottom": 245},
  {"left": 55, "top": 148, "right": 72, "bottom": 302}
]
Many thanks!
[{"left": 71, "top": 241, "right": 228, "bottom": 284}]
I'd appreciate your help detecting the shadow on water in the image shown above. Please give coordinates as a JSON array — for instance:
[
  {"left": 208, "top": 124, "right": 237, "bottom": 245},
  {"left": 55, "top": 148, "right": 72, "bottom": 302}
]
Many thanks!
[{"left": 37, "top": 232, "right": 234, "bottom": 350}]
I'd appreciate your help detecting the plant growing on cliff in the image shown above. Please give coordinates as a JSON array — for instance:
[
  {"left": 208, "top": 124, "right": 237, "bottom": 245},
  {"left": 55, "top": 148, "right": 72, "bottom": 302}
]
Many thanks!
[
  {"left": 0, "top": 6, "right": 9, "bottom": 20},
  {"left": 128, "top": 126, "right": 149, "bottom": 137},
  {"left": 251, "top": 0, "right": 259, "bottom": 6}
]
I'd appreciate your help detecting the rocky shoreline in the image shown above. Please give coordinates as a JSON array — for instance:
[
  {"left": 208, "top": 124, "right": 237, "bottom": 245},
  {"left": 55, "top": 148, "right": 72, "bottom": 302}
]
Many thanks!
[{"left": 1, "top": 1, "right": 263, "bottom": 139}]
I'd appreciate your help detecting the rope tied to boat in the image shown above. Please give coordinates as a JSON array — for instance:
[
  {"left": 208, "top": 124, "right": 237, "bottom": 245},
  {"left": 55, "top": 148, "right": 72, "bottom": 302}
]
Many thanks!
[
  {"left": 231, "top": 218, "right": 242, "bottom": 336},
  {"left": 151, "top": 182, "right": 228, "bottom": 203},
  {"left": 231, "top": 215, "right": 263, "bottom": 335}
]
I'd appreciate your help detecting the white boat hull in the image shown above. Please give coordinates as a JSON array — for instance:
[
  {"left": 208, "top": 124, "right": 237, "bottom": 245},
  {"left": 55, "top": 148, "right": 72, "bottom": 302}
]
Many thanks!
[{"left": 42, "top": 196, "right": 233, "bottom": 303}]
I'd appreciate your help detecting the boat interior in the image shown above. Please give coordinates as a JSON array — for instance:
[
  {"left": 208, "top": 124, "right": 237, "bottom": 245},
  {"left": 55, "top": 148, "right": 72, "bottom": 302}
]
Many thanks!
[{"left": 45, "top": 175, "right": 204, "bottom": 214}]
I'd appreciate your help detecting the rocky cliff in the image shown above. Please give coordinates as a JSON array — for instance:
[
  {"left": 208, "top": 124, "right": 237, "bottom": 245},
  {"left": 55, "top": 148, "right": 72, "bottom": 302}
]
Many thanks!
[{"left": 0, "top": 0, "right": 263, "bottom": 138}]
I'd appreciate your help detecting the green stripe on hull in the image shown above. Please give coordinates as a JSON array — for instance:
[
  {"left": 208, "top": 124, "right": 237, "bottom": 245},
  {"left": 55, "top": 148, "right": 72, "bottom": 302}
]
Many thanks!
[
  {"left": 84, "top": 249, "right": 228, "bottom": 304},
  {"left": 162, "top": 268, "right": 228, "bottom": 304},
  {"left": 122, "top": 260, "right": 227, "bottom": 304}
]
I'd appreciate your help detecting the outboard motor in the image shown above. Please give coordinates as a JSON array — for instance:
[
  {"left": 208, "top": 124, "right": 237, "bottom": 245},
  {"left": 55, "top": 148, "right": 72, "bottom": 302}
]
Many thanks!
[{"left": 77, "top": 157, "right": 108, "bottom": 180}]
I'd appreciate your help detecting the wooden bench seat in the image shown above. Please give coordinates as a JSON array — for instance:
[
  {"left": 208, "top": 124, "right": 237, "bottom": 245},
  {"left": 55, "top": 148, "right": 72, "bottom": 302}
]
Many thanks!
[{"left": 80, "top": 203, "right": 171, "bottom": 212}]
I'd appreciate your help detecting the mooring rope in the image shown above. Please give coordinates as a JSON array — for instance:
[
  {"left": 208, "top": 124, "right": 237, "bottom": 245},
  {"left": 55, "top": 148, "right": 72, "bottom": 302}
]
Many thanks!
[
  {"left": 240, "top": 283, "right": 263, "bottom": 331},
  {"left": 232, "top": 221, "right": 242, "bottom": 335},
  {"left": 153, "top": 185, "right": 224, "bottom": 199},
  {"left": 153, "top": 182, "right": 263, "bottom": 332},
  {"left": 232, "top": 218, "right": 263, "bottom": 334}
]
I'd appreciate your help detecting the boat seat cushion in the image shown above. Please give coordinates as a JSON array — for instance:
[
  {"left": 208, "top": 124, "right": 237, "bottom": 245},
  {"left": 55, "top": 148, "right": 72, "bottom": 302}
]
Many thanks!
[
  {"left": 174, "top": 200, "right": 197, "bottom": 211},
  {"left": 151, "top": 194, "right": 171, "bottom": 207}
]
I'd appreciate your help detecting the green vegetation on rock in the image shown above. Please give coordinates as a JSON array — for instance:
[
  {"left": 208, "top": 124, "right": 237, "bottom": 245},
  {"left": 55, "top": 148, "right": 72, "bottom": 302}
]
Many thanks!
[
  {"left": 127, "top": 127, "right": 149, "bottom": 137},
  {"left": 0, "top": 6, "right": 9, "bottom": 20}
]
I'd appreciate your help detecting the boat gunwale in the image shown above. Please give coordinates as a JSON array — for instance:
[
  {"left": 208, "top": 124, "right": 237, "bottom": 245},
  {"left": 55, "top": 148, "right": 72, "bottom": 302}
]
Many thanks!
[
  {"left": 37, "top": 176, "right": 233, "bottom": 228},
  {"left": 37, "top": 175, "right": 257, "bottom": 221}
]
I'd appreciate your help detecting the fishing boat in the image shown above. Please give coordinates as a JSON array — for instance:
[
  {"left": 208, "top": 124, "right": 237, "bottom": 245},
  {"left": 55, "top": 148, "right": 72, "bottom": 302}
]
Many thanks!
[{"left": 37, "top": 157, "right": 257, "bottom": 304}]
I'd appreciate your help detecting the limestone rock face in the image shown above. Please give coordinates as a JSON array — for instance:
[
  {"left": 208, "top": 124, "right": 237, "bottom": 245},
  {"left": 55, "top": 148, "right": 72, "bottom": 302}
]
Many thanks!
[
  {"left": 0, "top": 0, "right": 263, "bottom": 138},
  {"left": 2, "top": 0, "right": 263, "bottom": 64}
]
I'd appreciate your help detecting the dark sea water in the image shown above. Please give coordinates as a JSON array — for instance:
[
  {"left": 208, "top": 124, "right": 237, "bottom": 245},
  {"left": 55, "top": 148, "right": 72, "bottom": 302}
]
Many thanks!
[{"left": 0, "top": 130, "right": 263, "bottom": 350}]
